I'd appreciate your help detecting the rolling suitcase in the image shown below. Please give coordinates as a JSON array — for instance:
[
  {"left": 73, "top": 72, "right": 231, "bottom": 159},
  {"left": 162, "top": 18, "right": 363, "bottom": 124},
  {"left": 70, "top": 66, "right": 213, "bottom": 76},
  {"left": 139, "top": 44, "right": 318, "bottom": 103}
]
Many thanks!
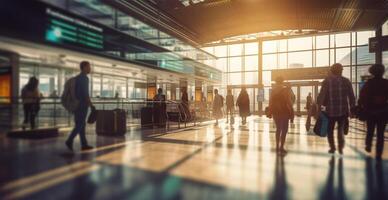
[
  {"left": 96, "top": 109, "right": 127, "bottom": 135},
  {"left": 141, "top": 107, "right": 153, "bottom": 128}
]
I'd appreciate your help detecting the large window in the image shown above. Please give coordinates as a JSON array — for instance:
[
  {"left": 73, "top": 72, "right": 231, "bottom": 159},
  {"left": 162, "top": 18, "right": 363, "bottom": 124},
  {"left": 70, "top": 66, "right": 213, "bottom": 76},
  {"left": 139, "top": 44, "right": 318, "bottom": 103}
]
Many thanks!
[
  {"left": 204, "top": 42, "right": 260, "bottom": 86},
  {"left": 261, "top": 30, "right": 376, "bottom": 97}
]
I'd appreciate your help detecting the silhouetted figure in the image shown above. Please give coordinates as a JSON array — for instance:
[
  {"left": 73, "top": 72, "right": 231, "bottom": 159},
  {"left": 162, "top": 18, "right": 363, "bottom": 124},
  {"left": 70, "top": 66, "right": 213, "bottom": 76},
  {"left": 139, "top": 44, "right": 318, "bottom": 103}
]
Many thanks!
[
  {"left": 358, "top": 64, "right": 388, "bottom": 161},
  {"left": 153, "top": 88, "right": 166, "bottom": 127},
  {"left": 21, "top": 77, "right": 42, "bottom": 129},
  {"left": 306, "top": 92, "right": 312, "bottom": 111},
  {"left": 65, "top": 61, "right": 94, "bottom": 151},
  {"left": 225, "top": 89, "right": 234, "bottom": 123},
  {"left": 269, "top": 77, "right": 294, "bottom": 155},
  {"left": 213, "top": 89, "right": 223, "bottom": 125},
  {"left": 236, "top": 87, "right": 250, "bottom": 125},
  {"left": 317, "top": 63, "right": 355, "bottom": 155},
  {"left": 115, "top": 91, "right": 120, "bottom": 99},
  {"left": 181, "top": 87, "right": 190, "bottom": 121}
]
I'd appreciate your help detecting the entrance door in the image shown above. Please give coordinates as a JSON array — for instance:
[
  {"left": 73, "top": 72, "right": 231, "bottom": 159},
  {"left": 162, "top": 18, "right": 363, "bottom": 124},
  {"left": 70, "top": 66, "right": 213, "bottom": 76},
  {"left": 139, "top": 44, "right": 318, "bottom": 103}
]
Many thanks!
[{"left": 289, "top": 82, "right": 320, "bottom": 115}]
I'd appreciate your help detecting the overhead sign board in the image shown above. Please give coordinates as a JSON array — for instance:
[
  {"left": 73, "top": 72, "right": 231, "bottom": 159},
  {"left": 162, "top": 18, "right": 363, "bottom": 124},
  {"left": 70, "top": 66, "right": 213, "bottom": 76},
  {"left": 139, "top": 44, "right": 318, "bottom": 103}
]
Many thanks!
[
  {"left": 271, "top": 67, "right": 330, "bottom": 81},
  {"left": 45, "top": 8, "right": 104, "bottom": 50},
  {"left": 369, "top": 35, "right": 388, "bottom": 53}
]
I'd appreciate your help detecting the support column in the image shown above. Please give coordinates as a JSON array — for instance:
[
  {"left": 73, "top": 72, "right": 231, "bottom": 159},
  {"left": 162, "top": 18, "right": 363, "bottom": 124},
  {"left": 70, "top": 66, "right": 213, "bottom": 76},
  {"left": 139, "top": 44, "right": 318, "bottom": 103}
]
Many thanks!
[
  {"left": 375, "top": 27, "right": 383, "bottom": 64},
  {"left": 11, "top": 53, "right": 20, "bottom": 128},
  {"left": 258, "top": 40, "right": 263, "bottom": 114}
]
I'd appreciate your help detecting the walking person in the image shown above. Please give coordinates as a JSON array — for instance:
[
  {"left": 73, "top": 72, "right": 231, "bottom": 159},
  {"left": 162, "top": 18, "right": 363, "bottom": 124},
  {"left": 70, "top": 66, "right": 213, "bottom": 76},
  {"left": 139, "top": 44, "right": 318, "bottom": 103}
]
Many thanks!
[
  {"left": 268, "top": 77, "right": 294, "bottom": 155},
  {"left": 181, "top": 87, "right": 191, "bottom": 121},
  {"left": 153, "top": 88, "right": 166, "bottom": 127},
  {"left": 358, "top": 64, "right": 388, "bottom": 161},
  {"left": 213, "top": 89, "right": 223, "bottom": 125},
  {"left": 225, "top": 89, "right": 234, "bottom": 124},
  {"left": 236, "top": 87, "right": 250, "bottom": 125},
  {"left": 306, "top": 93, "right": 312, "bottom": 112},
  {"left": 317, "top": 63, "right": 355, "bottom": 155},
  {"left": 65, "top": 61, "right": 94, "bottom": 151},
  {"left": 21, "top": 77, "right": 42, "bottom": 129}
]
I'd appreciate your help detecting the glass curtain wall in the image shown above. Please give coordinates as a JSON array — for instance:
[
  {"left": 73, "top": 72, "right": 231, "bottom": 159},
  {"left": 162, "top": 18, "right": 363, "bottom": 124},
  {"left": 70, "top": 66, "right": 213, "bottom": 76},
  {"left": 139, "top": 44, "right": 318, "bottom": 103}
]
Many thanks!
[
  {"left": 262, "top": 31, "right": 376, "bottom": 100},
  {"left": 204, "top": 30, "right": 381, "bottom": 113},
  {"left": 202, "top": 42, "right": 259, "bottom": 111}
]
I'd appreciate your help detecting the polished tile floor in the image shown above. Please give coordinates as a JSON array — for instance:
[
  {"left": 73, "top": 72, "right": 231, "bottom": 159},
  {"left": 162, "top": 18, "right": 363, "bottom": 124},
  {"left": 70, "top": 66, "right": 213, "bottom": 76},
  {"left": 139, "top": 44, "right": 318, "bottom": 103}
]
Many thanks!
[{"left": 0, "top": 116, "right": 387, "bottom": 200}]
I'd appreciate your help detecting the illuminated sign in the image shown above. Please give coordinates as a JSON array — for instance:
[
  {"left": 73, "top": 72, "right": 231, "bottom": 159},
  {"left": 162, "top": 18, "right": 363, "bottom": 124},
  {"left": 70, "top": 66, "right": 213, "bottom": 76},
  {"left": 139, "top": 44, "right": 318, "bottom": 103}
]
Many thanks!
[{"left": 45, "top": 8, "right": 104, "bottom": 50}]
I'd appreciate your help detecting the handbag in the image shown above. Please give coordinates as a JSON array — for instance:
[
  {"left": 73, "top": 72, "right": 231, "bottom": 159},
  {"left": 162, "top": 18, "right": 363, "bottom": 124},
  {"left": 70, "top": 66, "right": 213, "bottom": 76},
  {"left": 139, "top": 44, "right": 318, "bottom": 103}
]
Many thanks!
[
  {"left": 87, "top": 106, "right": 98, "bottom": 124},
  {"left": 313, "top": 112, "right": 329, "bottom": 137}
]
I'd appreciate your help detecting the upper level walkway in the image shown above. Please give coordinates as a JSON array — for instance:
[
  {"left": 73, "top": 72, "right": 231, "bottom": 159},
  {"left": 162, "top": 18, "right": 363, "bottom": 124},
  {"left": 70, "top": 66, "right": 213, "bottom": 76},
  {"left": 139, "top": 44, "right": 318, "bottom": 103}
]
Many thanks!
[{"left": 0, "top": 116, "right": 387, "bottom": 199}]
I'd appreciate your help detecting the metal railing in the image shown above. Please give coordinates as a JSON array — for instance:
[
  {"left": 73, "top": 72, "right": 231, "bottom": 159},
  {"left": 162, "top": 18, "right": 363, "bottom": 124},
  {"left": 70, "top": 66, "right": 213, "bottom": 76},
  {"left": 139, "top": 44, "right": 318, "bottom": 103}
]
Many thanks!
[{"left": 0, "top": 97, "right": 213, "bottom": 132}]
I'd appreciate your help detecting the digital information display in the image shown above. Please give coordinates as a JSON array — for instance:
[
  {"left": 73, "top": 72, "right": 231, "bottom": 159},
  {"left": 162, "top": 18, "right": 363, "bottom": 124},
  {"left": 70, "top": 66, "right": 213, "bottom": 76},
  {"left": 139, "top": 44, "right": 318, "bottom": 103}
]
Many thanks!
[{"left": 45, "top": 8, "right": 104, "bottom": 50}]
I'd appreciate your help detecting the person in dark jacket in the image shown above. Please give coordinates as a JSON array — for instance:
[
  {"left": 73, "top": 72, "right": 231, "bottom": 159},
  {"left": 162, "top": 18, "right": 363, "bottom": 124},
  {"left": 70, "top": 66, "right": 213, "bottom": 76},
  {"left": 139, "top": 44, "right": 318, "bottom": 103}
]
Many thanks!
[
  {"left": 153, "top": 88, "right": 166, "bottom": 127},
  {"left": 358, "top": 64, "right": 388, "bottom": 161},
  {"left": 181, "top": 87, "right": 190, "bottom": 121},
  {"left": 317, "top": 63, "right": 356, "bottom": 155},
  {"left": 269, "top": 77, "right": 294, "bottom": 155},
  {"left": 236, "top": 87, "right": 250, "bottom": 125},
  {"left": 21, "top": 77, "right": 42, "bottom": 129}
]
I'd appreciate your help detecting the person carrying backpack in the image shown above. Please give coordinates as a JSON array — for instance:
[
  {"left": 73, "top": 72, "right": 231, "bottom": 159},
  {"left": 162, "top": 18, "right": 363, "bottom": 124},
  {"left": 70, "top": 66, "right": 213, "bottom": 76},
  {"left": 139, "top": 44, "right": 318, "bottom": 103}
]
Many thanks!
[
  {"left": 268, "top": 77, "right": 294, "bottom": 155},
  {"left": 64, "top": 61, "right": 94, "bottom": 151},
  {"left": 358, "top": 64, "right": 388, "bottom": 161}
]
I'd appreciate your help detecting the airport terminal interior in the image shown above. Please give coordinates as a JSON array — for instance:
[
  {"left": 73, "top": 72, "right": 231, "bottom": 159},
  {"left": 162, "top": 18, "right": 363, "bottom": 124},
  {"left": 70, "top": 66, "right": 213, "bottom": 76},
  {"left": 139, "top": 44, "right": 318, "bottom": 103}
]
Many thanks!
[{"left": 0, "top": 0, "right": 388, "bottom": 199}]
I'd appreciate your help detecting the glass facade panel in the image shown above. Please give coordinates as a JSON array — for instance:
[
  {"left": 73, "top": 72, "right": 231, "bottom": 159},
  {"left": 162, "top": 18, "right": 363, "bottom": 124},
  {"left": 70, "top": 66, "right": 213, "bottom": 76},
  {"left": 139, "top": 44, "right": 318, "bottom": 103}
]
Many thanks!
[
  {"left": 288, "top": 51, "right": 312, "bottom": 68},
  {"left": 357, "top": 46, "right": 375, "bottom": 65},
  {"left": 278, "top": 40, "right": 287, "bottom": 52},
  {"left": 92, "top": 74, "right": 102, "bottom": 97},
  {"left": 316, "top": 35, "right": 329, "bottom": 49},
  {"left": 216, "top": 58, "right": 227, "bottom": 71},
  {"left": 263, "top": 41, "right": 277, "bottom": 53},
  {"left": 335, "top": 33, "right": 351, "bottom": 47},
  {"left": 229, "top": 57, "right": 242, "bottom": 72},
  {"left": 316, "top": 50, "right": 329, "bottom": 67},
  {"left": 288, "top": 37, "right": 312, "bottom": 51},
  {"left": 244, "top": 56, "right": 258, "bottom": 71},
  {"left": 263, "top": 54, "right": 277, "bottom": 70},
  {"left": 336, "top": 48, "right": 351, "bottom": 66},
  {"left": 357, "top": 31, "right": 374, "bottom": 45},
  {"left": 229, "top": 44, "right": 243, "bottom": 56},
  {"left": 38, "top": 67, "right": 59, "bottom": 97},
  {"left": 228, "top": 73, "right": 242, "bottom": 85},
  {"left": 244, "top": 42, "right": 258, "bottom": 55},
  {"left": 245, "top": 72, "right": 258, "bottom": 84},
  {"left": 215, "top": 45, "right": 227, "bottom": 57},
  {"left": 262, "top": 71, "right": 271, "bottom": 86},
  {"left": 278, "top": 53, "right": 287, "bottom": 69}
]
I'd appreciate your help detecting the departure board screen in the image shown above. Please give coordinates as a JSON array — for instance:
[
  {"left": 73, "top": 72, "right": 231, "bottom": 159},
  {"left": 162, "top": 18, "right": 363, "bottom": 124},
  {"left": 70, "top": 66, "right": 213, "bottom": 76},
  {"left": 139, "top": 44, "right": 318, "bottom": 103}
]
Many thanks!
[{"left": 45, "top": 8, "right": 104, "bottom": 50}]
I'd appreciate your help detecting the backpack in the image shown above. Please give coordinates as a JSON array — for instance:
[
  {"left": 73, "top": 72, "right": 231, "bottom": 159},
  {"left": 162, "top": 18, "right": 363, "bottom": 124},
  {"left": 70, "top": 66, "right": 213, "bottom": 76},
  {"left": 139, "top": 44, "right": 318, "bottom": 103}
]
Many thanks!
[{"left": 61, "top": 77, "right": 79, "bottom": 113}]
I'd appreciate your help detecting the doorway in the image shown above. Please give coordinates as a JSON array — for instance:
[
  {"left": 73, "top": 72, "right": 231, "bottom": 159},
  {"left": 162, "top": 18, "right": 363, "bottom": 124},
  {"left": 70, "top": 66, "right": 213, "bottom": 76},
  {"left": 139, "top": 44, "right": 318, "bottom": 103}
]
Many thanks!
[{"left": 287, "top": 81, "right": 320, "bottom": 115}]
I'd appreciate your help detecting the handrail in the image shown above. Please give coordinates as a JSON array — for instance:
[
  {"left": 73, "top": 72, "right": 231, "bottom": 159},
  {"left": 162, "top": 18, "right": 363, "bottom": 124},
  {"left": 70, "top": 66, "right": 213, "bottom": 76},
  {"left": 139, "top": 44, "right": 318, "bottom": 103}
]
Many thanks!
[{"left": 0, "top": 97, "right": 206, "bottom": 131}]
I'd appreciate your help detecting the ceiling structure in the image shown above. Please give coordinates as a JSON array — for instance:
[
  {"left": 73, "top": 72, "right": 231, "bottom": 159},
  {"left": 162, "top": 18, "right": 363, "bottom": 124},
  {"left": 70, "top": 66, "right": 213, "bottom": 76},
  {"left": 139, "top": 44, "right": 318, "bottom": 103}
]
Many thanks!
[{"left": 105, "top": 0, "right": 388, "bottom": 45}]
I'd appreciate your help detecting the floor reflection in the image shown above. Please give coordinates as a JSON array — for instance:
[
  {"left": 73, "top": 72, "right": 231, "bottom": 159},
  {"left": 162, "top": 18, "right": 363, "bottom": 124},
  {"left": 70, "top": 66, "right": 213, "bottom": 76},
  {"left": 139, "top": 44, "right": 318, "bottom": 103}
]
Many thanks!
[
  {"left": 0, "top": 116, "right": 387, "bottom": 199},
  {"left": 269, "top": 156, "right": 288, "bottom": 200}
]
